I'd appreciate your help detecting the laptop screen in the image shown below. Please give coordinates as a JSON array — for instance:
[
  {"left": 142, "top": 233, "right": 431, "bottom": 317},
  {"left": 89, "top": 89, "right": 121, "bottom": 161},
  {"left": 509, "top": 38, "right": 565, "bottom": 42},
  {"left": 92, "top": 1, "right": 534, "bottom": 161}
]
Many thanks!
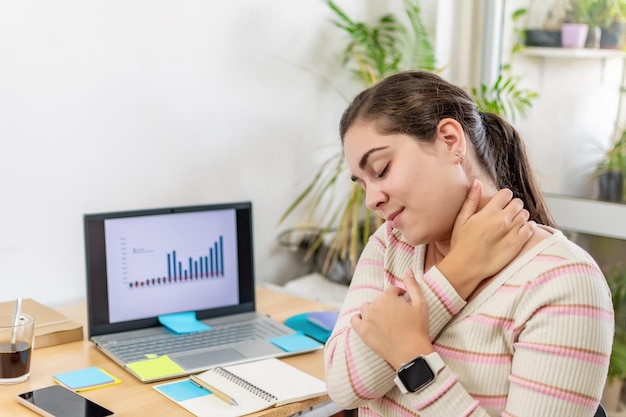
[{"left": 84, "top": 202, "right": 256, "bottom": 337}]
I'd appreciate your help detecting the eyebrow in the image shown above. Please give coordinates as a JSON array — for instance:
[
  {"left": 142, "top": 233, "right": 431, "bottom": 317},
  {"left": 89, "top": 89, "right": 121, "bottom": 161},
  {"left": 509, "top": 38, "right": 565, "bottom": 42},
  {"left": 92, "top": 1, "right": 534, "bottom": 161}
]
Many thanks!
[{"left": 350, "top": 146, "right": 389, "bottom": 182}]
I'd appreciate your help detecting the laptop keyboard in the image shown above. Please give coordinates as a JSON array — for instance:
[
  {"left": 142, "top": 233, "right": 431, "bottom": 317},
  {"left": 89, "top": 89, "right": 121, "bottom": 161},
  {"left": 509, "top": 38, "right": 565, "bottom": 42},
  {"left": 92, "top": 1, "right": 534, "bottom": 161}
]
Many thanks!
[{"left": 105, "top": 319, "right": 292, "bottom": 364}]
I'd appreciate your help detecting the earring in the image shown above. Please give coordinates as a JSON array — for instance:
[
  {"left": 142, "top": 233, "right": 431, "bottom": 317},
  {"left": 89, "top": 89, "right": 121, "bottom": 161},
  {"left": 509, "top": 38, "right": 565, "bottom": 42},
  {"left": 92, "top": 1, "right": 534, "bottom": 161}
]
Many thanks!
[{"left": 455, "top": 151, "right": 464, "bottom": 161}]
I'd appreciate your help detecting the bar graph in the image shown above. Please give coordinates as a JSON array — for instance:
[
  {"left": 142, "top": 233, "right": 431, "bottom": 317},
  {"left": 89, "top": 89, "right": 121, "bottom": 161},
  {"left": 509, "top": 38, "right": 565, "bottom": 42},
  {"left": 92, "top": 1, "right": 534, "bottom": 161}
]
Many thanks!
[{"left": 128, "top": 235, "right": 225, "bottom": 289}]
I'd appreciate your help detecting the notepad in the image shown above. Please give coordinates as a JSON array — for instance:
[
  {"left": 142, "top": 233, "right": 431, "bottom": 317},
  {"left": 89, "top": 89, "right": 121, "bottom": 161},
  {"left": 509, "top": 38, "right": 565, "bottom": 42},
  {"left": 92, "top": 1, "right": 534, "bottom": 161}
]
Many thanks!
[
  {"left": 153, "top": 358, "right": 327, "bottom": 417},
  {"left": 52, "top": 367, "right": 121, "bottom": 392}
]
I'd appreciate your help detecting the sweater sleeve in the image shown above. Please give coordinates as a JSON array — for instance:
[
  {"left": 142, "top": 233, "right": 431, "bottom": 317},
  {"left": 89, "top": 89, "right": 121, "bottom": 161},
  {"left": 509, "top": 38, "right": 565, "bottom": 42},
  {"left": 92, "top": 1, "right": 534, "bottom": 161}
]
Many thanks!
[
  {"left": 324, "top": 224, "right": 466, "bottom": 410},
  {"left": 407, "top": 258, "right": 614, "bottom": 417}
]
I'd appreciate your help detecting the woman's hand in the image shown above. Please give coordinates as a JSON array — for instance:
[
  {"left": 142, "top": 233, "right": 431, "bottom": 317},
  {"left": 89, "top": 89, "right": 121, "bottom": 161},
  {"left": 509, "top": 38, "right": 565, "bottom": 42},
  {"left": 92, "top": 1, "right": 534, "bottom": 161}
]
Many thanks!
[
  {"left": 438, "top": 180, "right": 537, "bottom": 299},
  {"left": 351, "top": 269, "right": 433, "bottom": 370}
]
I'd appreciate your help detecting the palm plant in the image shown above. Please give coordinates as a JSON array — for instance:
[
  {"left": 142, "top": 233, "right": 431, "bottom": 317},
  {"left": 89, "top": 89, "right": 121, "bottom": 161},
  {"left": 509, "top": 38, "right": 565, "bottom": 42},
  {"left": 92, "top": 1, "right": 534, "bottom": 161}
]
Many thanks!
[{"left": 279, "top": 0, "right": 537, "bottom": 283}]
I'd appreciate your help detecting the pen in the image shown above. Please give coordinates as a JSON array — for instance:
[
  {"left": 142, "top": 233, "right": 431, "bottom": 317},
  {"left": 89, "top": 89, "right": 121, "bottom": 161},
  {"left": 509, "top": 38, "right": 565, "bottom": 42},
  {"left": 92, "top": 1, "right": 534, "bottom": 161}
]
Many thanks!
[{"left": 189, "top": 374, "right": 239, "bottom": 406}]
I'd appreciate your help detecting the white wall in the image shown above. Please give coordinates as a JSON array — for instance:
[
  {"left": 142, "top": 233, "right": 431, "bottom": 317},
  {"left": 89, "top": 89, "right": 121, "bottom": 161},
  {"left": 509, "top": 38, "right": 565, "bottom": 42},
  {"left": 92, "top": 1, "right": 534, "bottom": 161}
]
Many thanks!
[{"left": 0, "top": 0, "right": 368, "bottom": 307}]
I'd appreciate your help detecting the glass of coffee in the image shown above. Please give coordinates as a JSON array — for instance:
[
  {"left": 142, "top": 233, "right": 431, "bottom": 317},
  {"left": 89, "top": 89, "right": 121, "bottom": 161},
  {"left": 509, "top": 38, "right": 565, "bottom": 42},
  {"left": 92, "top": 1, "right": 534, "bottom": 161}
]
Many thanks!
[{"left": 0, "top": 313, "right": 34, "bottom": 384}]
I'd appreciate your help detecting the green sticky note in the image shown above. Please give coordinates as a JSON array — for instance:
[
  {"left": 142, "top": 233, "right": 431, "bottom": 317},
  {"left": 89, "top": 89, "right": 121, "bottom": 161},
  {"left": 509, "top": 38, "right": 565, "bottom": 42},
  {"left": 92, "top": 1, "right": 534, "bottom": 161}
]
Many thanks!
[{"left": 126, "top": 355, "right": 184, "bottom": 380}]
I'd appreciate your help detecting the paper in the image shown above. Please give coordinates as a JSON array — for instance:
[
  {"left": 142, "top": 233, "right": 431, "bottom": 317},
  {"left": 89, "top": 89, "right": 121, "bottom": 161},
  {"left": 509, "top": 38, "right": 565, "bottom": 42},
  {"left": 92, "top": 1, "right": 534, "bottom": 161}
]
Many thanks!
[
  {"left": 154, "top": 358, "right": 327, "bottom": 417},
  {"left": 126, "top": 355, "right": 185, "bottom": 380},
  {"left": 52, "top": 366, "right": 120, "bottom": 391},
  {"left": 269, "top": 332, "right": 323, "bottom": 352},
  {"left": 158, "top": 311, "right": 211, "bottom": 334}
]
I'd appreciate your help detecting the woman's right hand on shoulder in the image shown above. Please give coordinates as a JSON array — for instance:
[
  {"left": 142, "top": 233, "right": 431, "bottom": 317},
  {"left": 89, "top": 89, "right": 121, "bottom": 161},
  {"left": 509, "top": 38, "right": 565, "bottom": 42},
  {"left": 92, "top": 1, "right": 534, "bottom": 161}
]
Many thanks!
[{"left": 438, "top": 180, "right": 537, "bottom": 299}]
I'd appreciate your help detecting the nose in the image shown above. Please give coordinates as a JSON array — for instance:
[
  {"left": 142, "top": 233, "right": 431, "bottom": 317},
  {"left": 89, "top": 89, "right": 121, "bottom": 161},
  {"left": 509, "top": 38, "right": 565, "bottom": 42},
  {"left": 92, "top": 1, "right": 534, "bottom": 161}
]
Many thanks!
[{"left": 364, "top": 182, "right": 387, "bottom": 211}]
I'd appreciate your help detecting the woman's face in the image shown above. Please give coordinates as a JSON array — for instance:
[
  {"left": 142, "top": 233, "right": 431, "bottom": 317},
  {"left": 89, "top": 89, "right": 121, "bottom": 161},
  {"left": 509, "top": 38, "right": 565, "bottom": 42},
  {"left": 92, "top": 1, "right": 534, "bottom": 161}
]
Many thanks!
[{"left": 343, "top": 120, "right": 470, "bottom": 245}]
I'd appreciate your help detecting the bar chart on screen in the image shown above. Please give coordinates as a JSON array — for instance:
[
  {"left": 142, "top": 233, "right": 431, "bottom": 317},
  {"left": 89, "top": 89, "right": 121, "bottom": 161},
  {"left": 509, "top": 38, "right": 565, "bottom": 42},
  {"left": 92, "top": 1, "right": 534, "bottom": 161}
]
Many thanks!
[{"left": 127, "top": 235, "right": 226, "bottom": 289}]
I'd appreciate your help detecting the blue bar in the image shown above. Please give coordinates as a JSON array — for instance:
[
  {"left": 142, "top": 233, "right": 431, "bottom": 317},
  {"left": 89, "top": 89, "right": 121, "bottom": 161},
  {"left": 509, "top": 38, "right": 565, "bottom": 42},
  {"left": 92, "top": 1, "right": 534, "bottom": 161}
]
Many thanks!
[
  {"left": 209, "top": 248, "right": 214, "bottom": 276},
  {"left": 167, "top": 253, "right": 171, "bottom": 278},
  {"left": 219, "top": 236, "right": 224, "bottom": 276}
]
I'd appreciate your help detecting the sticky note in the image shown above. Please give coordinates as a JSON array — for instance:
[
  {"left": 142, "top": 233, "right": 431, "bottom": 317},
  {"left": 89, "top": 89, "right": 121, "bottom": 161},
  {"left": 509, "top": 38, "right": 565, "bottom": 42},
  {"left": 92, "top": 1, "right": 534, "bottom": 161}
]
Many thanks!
[
  {"left": 284, "top": 313, "right": 332, "bottom": 343},
  {"left": 155, "top": 379, "right": 209, "bottom": 402},
  {"left": 127, "top": 355, "right": 185, "bottom": 380},
  {"left": 158, "top": 311, "right": 211, "bottom": 334},
  {"left": 269, "top": 332, "right": 323, "bottom": 352},
  {"left": 306, "top": 311, "right": 339, "bottom": 331},
  {"left": 53, "top": 367, "right": 118, "bottom": 391}
]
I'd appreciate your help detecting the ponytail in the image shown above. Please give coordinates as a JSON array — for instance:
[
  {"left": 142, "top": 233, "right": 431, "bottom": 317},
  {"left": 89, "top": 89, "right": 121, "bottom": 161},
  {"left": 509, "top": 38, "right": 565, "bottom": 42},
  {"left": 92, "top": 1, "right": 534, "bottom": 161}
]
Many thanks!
[{"left": 481, "top": 112, "right": 556, "bottom": 227}]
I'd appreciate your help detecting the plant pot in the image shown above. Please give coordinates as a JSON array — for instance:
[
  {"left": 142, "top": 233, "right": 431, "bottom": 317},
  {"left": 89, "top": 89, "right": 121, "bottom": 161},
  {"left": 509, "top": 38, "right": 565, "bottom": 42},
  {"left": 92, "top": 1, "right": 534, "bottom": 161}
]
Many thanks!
[
  {"left": 598, "top": 171, "right": 624, "bottom": 202},
  {"left": 525, "top": 29, "right": 562, "bottom": 47},
  {"left": 602, "top": 378, "right": 625, "bottom": 413},
  {"left": 586, "top": 26, "right": 602, "bottom": 49},
  {"left": 561, "top": 23, "right": 589, "bottom": 48},
  {"left": 601, "top": 22, "right": 626, "bottom": 49}
]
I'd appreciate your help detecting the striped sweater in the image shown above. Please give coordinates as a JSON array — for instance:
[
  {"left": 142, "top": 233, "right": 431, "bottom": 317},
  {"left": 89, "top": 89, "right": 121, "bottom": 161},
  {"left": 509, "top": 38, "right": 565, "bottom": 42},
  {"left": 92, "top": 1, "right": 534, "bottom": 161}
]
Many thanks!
[{"left": 324, "top": 223, "right": 614, "bottom": 417}]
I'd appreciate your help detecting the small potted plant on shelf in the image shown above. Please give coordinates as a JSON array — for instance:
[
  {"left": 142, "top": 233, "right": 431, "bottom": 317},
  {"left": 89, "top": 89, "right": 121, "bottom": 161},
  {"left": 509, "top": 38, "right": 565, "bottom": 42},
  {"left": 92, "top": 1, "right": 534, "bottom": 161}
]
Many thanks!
[
  {"left": 562, "top": 0, "right": 595, "bottom": 47},
  {"left": 594, "top": 129, "right": 626, "bottom": 202}
]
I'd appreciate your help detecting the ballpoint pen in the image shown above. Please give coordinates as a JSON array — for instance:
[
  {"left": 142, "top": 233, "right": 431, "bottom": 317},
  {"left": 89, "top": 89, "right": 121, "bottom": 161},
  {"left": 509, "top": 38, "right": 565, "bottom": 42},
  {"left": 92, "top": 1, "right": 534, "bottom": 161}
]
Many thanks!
[{"left": 189, "top": 374, "right": 239, "bottom": 406}]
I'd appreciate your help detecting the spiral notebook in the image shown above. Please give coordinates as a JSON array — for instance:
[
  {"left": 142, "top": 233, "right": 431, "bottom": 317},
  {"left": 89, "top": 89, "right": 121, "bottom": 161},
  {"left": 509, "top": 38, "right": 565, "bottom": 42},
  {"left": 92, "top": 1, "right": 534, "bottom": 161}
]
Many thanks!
[{"left": 153, "top": 358, "right": 327, "bottom": 417}]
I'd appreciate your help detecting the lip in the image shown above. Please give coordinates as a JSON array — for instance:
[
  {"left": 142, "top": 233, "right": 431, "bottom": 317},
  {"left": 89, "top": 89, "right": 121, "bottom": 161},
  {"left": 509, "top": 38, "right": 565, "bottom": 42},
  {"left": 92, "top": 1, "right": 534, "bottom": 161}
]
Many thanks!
[{"left": 387, "top": 209, "right": 404, "bottom": 228}]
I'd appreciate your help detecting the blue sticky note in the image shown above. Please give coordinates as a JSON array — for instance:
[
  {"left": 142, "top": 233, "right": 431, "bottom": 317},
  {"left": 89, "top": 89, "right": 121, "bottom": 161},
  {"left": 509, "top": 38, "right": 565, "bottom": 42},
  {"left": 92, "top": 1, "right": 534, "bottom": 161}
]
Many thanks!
[
  {"left": 53, "top": 367, "right": 115, "bottom": 390},
  {"left": 158, "top": 311, "right": 211, "bottom": 334},
  {"left": 156, "top": 379, "right": 209, "bottom": 402},
  {"left": 269, "top": 332, "right": 323, "bottom": 352},
  {"left": 306, "top": 311, "right": 339, "bottom": 331},
  {"left": 284, "top": 313, "right": 332, "bottom": 343}
]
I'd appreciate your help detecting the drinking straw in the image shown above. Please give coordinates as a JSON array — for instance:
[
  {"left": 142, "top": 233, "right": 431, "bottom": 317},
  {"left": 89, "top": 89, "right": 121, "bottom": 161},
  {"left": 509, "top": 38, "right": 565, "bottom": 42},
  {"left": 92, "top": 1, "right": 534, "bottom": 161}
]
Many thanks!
[{"left": 10, "top": 297, "right": 22, "bottom": 347}]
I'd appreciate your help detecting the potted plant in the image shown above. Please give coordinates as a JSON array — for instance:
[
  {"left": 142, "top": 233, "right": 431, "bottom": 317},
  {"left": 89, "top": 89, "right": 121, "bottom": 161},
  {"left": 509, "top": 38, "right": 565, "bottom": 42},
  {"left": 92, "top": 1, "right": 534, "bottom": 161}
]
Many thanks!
[
  {"left": 602, "top": 266, "right": 626, "bottom": 412},
  {"left": 562, "top": 0, "right": 594, "bottom": 47},
  {"left": 594, "top": 129, "right": 626, "bottom": 202},
  {"left": 278, "top": 0, "right": 436, "bottom": 284},
  {"left": 279, "top": 0, "right": 537, "bottom": 284}
]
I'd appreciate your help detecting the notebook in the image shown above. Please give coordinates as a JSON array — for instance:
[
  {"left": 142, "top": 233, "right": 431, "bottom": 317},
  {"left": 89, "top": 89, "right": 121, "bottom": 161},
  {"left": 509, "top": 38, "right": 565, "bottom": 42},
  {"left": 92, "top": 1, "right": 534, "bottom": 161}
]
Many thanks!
[
  {"left": 153, "top": 358, "right": 327, "bottom": 417},
  {"left": 83, "top": 201, "right": 323, "bottom": 383}
]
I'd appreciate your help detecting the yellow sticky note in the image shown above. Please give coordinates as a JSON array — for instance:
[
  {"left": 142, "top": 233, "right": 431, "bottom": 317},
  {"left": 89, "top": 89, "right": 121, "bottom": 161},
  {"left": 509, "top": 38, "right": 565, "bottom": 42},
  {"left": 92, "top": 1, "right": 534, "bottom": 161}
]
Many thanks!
[{"left": 126, "top": 355, "right": 184, "bottom": 380}]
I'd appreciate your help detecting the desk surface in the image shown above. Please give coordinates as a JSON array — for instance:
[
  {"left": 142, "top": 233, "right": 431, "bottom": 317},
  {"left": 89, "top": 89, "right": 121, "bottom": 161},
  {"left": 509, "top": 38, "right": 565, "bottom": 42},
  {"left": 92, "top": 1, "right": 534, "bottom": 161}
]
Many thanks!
[{"left": 1, "top": 287, "right": 335, "bottom": 417}]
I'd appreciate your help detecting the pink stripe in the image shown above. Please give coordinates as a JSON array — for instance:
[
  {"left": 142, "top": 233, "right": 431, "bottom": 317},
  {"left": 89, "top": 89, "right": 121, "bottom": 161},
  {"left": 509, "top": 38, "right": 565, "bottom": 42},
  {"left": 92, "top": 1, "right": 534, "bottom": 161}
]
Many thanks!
[
  {"left": 423, "top": 273, "right": 459, "bottom": 316},
  {"left": 343, "top": 331, "right": 380, "bottom": 399},
  {"left": 356, "top": 259, "right": 384, "bottom": 268},
  {"left": 527, "top": 264, "right": 600, "bottom": 291},
  {"left": 496, "top": 284, "right": 521, "bottom": 294},
  {"left": 385, "top": 270, "right": 404, "bottom": 287},
  {"left": 465, "top": 314, "right": 515, "bottom": 331},
  {"left": 515, "top": 342, "right": 609, "bottom": 366},
  {"left": 534, "top": 304, "right": 613, "bottom": 321},
  {"left": 415, "top": 374, "right": 458, "bottom": 410},
  {"left": 473, "top": 394, "right": 507, "bottom": 408},
  {"left": 534, "top": 254, "right": 566, "bottom": 262},
  {"left": 509, "top": 375, "right": 599, "bottom": 409},
  {"left": 436, "top": 345, "right": 512, "bottom": 365},
  {"left": 348, "top": 283, "right": 384, "bottom": 293},
  {"left": 460, "top": 400, "right": 480, "bottom": 417}
]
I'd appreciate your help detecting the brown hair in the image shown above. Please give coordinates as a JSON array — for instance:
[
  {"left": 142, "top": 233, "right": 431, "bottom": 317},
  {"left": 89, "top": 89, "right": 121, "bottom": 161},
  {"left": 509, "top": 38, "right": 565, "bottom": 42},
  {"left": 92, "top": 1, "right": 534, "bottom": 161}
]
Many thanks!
[{"left": 340, "top": 70, "right": 555, "bottom": 227}]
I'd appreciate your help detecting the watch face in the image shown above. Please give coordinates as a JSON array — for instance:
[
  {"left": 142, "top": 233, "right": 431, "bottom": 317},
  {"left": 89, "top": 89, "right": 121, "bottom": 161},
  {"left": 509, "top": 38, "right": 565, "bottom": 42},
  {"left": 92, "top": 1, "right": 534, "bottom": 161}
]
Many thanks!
[{"left": 398, "top": 357, "right": 435, "bottom": 392}]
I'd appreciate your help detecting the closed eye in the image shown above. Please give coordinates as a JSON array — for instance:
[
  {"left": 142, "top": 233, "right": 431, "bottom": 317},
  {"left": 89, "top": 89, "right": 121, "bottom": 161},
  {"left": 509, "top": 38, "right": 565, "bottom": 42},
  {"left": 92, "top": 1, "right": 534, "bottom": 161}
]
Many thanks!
[{"left": 377, "top": 163, "right": 390, "bottom": 178}]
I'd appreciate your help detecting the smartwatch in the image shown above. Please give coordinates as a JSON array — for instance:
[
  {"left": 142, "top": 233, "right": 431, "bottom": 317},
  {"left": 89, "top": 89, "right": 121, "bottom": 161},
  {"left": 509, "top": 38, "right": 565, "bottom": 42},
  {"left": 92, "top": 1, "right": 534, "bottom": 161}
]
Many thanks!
[{"left": 394, "top": 352, "right": 445, "bottom": 394}]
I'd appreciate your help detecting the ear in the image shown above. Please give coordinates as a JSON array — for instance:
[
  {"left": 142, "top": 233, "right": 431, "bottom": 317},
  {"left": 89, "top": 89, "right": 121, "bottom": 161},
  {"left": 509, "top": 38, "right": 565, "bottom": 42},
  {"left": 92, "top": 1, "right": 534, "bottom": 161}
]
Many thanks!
[{"left": 435, "top": 118, "right": 466, "bottom": 159}]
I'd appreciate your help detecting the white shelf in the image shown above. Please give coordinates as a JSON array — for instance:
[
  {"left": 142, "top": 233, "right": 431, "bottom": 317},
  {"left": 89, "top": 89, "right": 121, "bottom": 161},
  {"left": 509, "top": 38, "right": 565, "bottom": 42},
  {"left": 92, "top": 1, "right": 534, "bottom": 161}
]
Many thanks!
[
  {"left": 521, "top": 46, "right": 626, "bottom": 59},
  {"left": 545, "top": 194, "right": 626, "bottom": 240}
]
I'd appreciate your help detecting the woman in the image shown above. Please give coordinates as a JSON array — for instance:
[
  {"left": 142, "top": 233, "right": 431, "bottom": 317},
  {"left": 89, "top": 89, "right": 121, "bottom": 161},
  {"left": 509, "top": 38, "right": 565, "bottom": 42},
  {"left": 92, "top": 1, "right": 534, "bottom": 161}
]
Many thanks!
[{"left": 324, "top": 71, "right": 614, "bottom": 417}]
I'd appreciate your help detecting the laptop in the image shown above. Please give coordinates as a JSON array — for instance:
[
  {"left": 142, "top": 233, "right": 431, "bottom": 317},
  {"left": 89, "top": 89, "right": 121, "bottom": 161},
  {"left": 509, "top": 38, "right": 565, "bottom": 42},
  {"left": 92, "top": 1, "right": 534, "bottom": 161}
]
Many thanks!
[{"left": 83, "top": 201, "right": 321, "bottom": 383}]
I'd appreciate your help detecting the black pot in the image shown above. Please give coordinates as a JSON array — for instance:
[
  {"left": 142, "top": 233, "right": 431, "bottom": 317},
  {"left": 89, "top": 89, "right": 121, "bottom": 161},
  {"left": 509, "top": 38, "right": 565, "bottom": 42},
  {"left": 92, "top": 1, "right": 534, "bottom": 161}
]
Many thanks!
[
  {"left": 598, "top": 171, "right": 624, "bottom": 202},
  {"left": 525, "top": 29, "right": 562, "bottom": 47},
  {"left": 600, "top": 22, "right": 626, "bottom": 49}
]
